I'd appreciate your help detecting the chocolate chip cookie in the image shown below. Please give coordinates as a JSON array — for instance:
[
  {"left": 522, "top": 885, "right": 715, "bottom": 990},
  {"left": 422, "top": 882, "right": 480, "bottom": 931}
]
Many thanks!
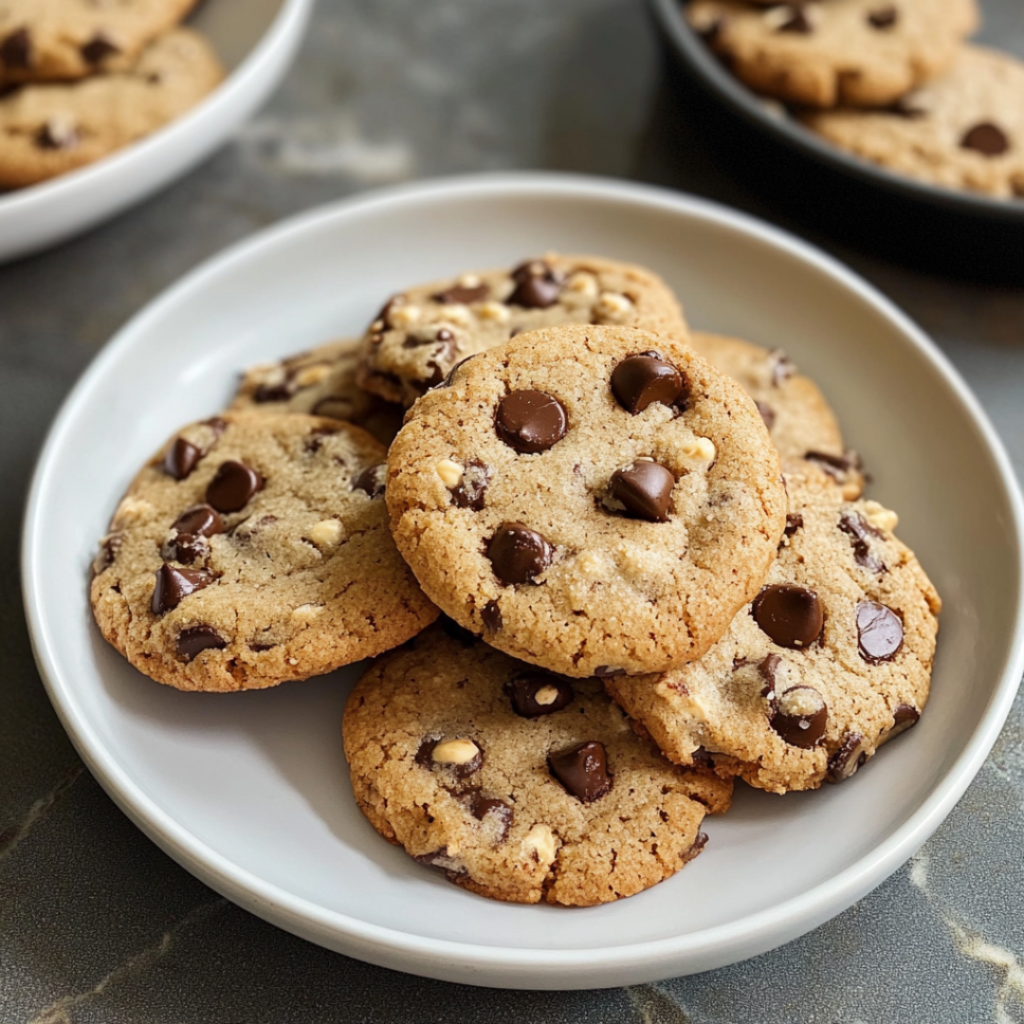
[
  {"left": 343, "top": 625, "right": 732, "bottom": 906},
  {"left": 231, "top": 338, "right": 405, "bottom": 448},
  {"left": 0, "top": 27, "right": 222, "bottom": 189},
  {"left": 355, "top": 254, "right": 688, "bottom": 406},
  {"left": 90, "top": 412, "right": 438, "bottom": 693},
  {"left": 385, "top": 324, "right": 788, "bottom": 679},
  {"left": 606, "top": 473, "right": 941, "bottom": 794},
  {"left": 0, "top": 0, "right": 199, "bottom": 83},
  {"left": 688, "top": 0, "right": 978, "bottom": 108},
  {"left": 804, "top": 45, "right": 1024, "bottom": 199},
  {"left": 691, "top": 331, "right": 865, "bottom": 499}
]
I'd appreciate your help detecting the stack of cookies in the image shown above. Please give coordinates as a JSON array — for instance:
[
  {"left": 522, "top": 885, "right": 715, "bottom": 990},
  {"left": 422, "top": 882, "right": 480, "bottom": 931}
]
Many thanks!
[
  {"left": 0, "top": 1, "right": 223, "bottom": 189},
  {"left": 686, "top": 0, "right": 1024, "bottom": 199},
  {"left": 90, "top": 254, "right": 941, "bottom": 907}
]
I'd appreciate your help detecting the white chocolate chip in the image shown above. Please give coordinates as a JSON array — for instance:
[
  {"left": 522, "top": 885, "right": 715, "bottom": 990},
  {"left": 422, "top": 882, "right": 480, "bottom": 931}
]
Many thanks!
[
  {"left": 432, "top": 738, "right": 480, "bottom": 765},
  {"left": 862, "top": 501, "right": 899, "bottom": 532},
  {"left": 436, "top": 458, "right": 464, "bottom": 488},
  {"left": 594, "top": 291, "right": 634, "bottom": 322},
  {"left": 308, "top": 519, "right": 344, "bottom": 550},
  {"left": 288, "top": 657, "right": 298, "bottom": 666},
  {"left": 762, "top": 3, "right": 815, "bottom": 29},
  {"left": 388, "top": 303, "right": 421, "bottom": 328},
  {"left": 477, "top": 300, "right": 510, "bottom": 323},
  {"left": 294, "top": 364, "right": 331, "bottom": 388},
  {"left": 438, "top": 304, "right": 473, "bottom": 327},
  {"left": 565, "top": 271, "right": 599, "bottom": 299},
  {"left": 458, "top": 273, "right": 482, "bottom": 288},
  {"left": 682, "top": 436, "right": 716, "bottom": 465},
  {"left": 534, "top": 685, "right": 560, "bottom": 706},
  {"left": 291, "top": 603, "right": 324, "bottom": 621},
  {"left": 523, "top": 823, "right": 557, "bottom": 864},
  {"left": 255, "top": 365, "right": 286, "bottom": 388}
]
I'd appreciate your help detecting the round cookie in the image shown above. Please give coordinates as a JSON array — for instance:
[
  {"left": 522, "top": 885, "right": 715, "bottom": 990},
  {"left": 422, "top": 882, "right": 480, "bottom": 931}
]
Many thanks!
[
  {"left": 385, "top": 324, "right": 788, "bottom": 679},
  {"left": 690, "top": 331, "right": 865, "bottom": 499},
  {"left": 606, "top": 473, "right": 941, "bottom": 794},
  {"left": 0, "top": 0, "right": 199, "bottom": 84},
  {"left": 0, "top": 27, "right": 223, "bottom": 189},
  {"left": 803, "top": 45, "right": 1024, "bottom": 200},
  {"left": 687, "top": 0, "right": 978, "bottom": 109},
  {"left": 343, "top": 624, "right": 732, "bottom": 906},
  {"left": 90, "top": 412, "right": 438, "bottom": 693},
  {"left": 231, "top": 338, "right": 405, "bottom": 448},
  {"left": 356, "top": 253, "right": 688, "bottom": 406}
]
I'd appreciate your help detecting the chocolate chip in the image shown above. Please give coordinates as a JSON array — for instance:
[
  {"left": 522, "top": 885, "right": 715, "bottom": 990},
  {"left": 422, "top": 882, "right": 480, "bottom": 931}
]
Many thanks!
[
  {"left": 784, "top": 513, "right": 804, "bottom": 536},
  {"left": 81, "top": 32, "right": 120, "bottom": 64},
  {"left": 353, "top": 462, "right": 386, "bottom": 498},
  {"left": 505, "top": 674, "right": 574, "bottom": 718},
  {"left": 548, "top": 741, "right": 612, "bottom": 803},
  {"left": 487, "top": 522, "right": 553, "bottom": 585},
  {"left": 206, "top": 461, "right": 263, "bottom": 513},
  {"left": 172, "top": 504, "right": 225, "bottom": 538},
  {"left": 92, "top": 532, "right": 123, "bottom": 576},
  {"left": 433, "top": 282, "right": 490, "bottom": 305},
  {"left": 413, "top": 848, "right": 466, "bottom": 880},
  {"left": 839, "top": 511, "right": 885, "bottom": 573},
  {"left": 481, "top": 599, "right": 503, "bottom": 632},
  {"left": 507, "top": 260, "right": 562, "bottom": 308},
  {"left": 0, "top": 28, "right": 31, "bottom": 69},
  {"left": 805, "top": 450, "right": 862, "bottom": 481},
  {"left": 254, "top": 374, "right": 296, "bottom": 403},
  {"left": 856, "top": 601, "right": 903, "bottom": 663},
  {"left": 176, "top": 625, "right": 226, "bottom": 661},
  {"left": 776, "top": 6, "right": 812, "bottom": 33},
  {"left": 151, "top": 563, "right": 215, "bottom": 614},
  {"left": 759, "top": 652, "right": 781, "bottom": 697},
  {"left": 770, "top": 349, "right": 794, "bottom": 386},
  {"left": 960, "top": 122, "right": 1010, "bottom": 157},
  {"left": 415, "top": 737, "right": 483, "bottom": 779},
  {"left": 35, "top": 118, "right": 78, "bottom": 150},
  {"left": 161, "top": 438, "right": 202, "bottom": 481},
  {"left": 827, "top": 732, "right": 869, "bottom": 783},
  {"left": 495, "top": 390, "right": 567, "bottom": 453},
  {"left": 439, "top": 616, "right": 479, "bottom": 647},
  {"left": 756, "top": 400, "right": 776, "bottom": 430},
  {"left": 879, "top": 703, "right": 920, "bottom": 746},
  {"left": 607, "top": 461, "right": 676, "bottom": 522},
  {"left": 594, "top": 665, "right": 625, "bottom": 678},
  {"left": 467, "top": 793, "right": 512, "bottom": 840},
  {"left": 682, "top": 831, "right": 709, "bottom": 863},
  {"left": 867, "top": 5, "right": 898, "bottom": 28},
  {"left": 611, "top": 353, "right": 684, "bottom": 414},
  {"left": 752, "top": 584, "right": 824, "bottom": 648},
  {"left": 451, "top": 459, "right": 491, "bottom": 510},
  {"left": 771, "top": 685, "right": 828, "bottom": 748}
]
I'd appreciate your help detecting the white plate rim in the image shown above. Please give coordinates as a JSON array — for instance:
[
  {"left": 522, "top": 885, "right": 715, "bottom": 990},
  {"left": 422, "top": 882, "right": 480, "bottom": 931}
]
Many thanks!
[{"left": 22, "top": 172, "right": 1024, "bottom": 985}]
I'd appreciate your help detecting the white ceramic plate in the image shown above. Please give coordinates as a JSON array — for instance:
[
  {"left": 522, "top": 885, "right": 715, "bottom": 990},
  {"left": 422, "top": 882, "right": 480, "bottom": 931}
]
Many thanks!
[
  {"left": 0, "top": 0, "right": 313, "bottom": 264},
  {"left": 23, "top": 174, "right": 1024, "bottom": 989}
]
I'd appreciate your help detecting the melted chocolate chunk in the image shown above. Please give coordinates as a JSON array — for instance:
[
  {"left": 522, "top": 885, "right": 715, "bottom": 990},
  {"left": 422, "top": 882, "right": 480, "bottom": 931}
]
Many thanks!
[
  {"left": 467, "top": 792, "right": 512, "bottom": 841},
  {"left": 784, "top": 513, "right": 804, "bottom": 536},
  {"left": 487, "top": 522, "right": 553, "bottom": 585},
  {"left": 433, "top": 282, "right": 490, "bottom": 305},
  {"left": 206, "top": 461, "right": 263, "bottom": 513},
  {"left": 81, "top": 32, "right": 120, "bottom": 64},
  {"left": 176, "top": 625, "right": 226, "bottom": 661},
  {"left": 682, "top": 831, "right": 709, "bottom": 862},
  {"left": 752, "top": 584, "right": 824, "bottom": 648},
  {"left": 806, "top": 450, "right": 862, "bottom": 480},
  {"left": 162, "top": 437, "right": 202, "bottom": 481},
  {"left": 755, "top": 400, "right": 776, "bottom": 430},
  {"left": 481, "top": 599, "right": 503, "bottom": 632},
  {"left": 36, "top": 118, "right": 78, "bottom": 150},
  {"left": 92, "top": 532, "right": 123, "bottom": 576},
  {"left": 451, "top": 459, "right": 491, "bottom": 510},
  {"left": 495, "top": 390, "right": 567, "bottom": 453},
  {"left": 839, "top": 511, "right": 885, "bottom": 573},
  {"left": 611, "top": 352, "right": 684, "bottom": 414},
  {"left": 353, "top": 463, "right": 386, "bottom": 498},
  {"left": 548, "top": 741, "right": 612, "bottom": 803},
  {"left": 0, "top": 28, "right": 30, "bottom": 69},
  {"left": 856, "top": 601, "right": 903, "bottom": 663},
  {"left": 415, "top": 737, "right": 483, "bottom": 779},
  {"left": 771, "top": 685, "right": 828, "bottom": 748},
  {"left": 607, "top": 461, "right": 675, "bottom": 522},
  {"left": 776, "top": 6, "right": 812, "bottom": 33},
  {"left": 961, "top": 122, "right": 1009, "bottom": 157},
  {"left": 172, "top": 504, "right": 225, "bottom": 538},
  {"left": 759, "top": 652, "right": 781, "bottom": 698},
  {"left": 507, "top": 260, "right": 562, "bottom": 308},
  {"left": 505, "top": 673, "right": 574, "bottom": 718},
  {"left": 827, "top": 732, "right": 869, "bottom": 783},
  {"left": 151, "top": 563, "right": 215, "bottom": 614},
  {"left": 867, "top": 5, "right": 898, "bottom": 28},
  {"left": 880, "top": 703, "right": 920, "bottom": 745}
]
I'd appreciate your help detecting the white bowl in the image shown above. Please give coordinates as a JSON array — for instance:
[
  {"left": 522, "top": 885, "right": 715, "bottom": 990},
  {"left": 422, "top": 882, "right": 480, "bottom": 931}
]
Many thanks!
[
  {"left": 0, "top": 0, "right": 313, "bottom": 264},
  {"left": 22, "top": 174, "right": 1024, "bottom": 989}
]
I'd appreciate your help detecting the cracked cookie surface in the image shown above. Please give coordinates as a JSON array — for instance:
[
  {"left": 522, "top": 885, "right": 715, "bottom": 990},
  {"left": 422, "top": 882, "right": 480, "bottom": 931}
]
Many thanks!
[
  {"left": 342, "top": 625, "right": 732, "bottom": 906},
  {"left": 90, "top": 411, "right": 437, "bottom": 693},
  {"left": 231, "top": 337, "right": 405, "bottom": 448},
  {"left": 385, "top": 324, "right": 787, "bottom": 678},
  {"left": 688, "top": 0, "right": 978, "bottom": 108},
  {"left": 355, "top": 253, "right": 688, "bottom": 406},
  {"left": 0, "top": 27, "right": 222, "bottom": 189},
  {"left": 607, "top": 473, "right": 941, "bottom": 794}
]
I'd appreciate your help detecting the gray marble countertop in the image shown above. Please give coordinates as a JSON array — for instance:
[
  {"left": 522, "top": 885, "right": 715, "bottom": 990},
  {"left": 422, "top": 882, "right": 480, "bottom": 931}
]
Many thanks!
[{"left": 3, "top": 1, "right": 1023, "bottom": 1020}]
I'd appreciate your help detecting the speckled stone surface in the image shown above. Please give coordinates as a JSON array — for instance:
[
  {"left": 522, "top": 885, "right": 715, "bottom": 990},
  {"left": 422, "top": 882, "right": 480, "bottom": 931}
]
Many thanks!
[{"left": 2, "top": 0, "right": 1023, "bottom": 1020}]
